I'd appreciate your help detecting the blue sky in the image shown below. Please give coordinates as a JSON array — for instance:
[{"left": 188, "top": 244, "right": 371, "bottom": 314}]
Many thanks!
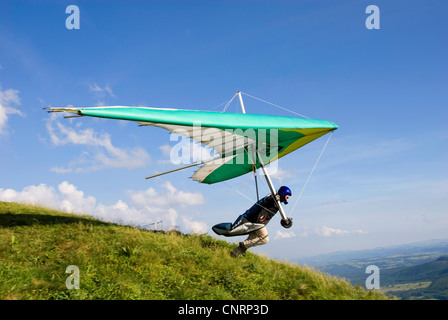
[{"left": 0, "top": 0, "right": 447, "bottom": 261}]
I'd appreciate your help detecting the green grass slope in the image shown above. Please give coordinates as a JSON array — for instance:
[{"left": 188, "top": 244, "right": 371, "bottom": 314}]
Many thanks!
[{"left": 0, "top": 201, "right": 387, "bottom": 300}]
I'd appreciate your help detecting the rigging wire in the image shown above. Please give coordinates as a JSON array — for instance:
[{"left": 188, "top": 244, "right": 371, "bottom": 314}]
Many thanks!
[
  {"left": 288, "top": 130, "right": 334, "bottom": 217},
  {"left": 221, "top": 92, "right": 239, "bottom": 112},
  {"left": 220, "top": 91, "right": 335, "bottom": 219},
  {"left": 240, "top": 91, "right": 310, "bottom": 119},
  {"left": 222, "top": 180, "right": 278, "bottom": 216}
]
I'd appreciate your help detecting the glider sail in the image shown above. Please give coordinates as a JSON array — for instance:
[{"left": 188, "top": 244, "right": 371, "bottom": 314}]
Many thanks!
[{"left": 45, "top": 105, "right": 338, "bottom": 184}]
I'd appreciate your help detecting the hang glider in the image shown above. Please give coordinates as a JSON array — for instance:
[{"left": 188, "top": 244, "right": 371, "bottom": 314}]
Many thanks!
[
  {"left": 45, "top": 105, "right": 337, "bottom": 183},
  {"left": 45, "top": 92, "right": 338, "bottom": 226}
]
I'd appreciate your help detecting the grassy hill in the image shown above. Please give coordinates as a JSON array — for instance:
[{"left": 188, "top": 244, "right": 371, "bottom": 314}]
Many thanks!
[{"left": 0, "top": 201, "right": 387, "bottom": 300}]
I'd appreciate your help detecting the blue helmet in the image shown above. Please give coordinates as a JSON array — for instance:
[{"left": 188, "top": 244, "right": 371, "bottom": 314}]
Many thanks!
[{"left": 278, "top": 186, "right": 292, "bottom": 204}]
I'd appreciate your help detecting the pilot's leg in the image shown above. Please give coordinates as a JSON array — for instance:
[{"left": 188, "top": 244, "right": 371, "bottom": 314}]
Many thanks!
[
  {"left": 230, "top": 227, "right": 269, "bottom": 257},
  {"left": 243, "top": 226, "right": 269, "bottom": 249}
]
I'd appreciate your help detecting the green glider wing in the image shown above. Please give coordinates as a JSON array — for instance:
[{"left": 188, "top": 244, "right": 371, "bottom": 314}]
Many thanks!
[{"left": 45, "top": 106, "right": 338, "bottom": 184}]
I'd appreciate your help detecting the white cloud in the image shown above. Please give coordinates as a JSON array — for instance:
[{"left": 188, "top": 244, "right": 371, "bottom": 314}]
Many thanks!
[
  {"left": 0, "top": 184, "right": 59, "bottom": 207},
  {"left": 127, "top": 181, "right": 204, "bottom": 208},
  {"left": 50, "top": 166, "right": 73, "bottom": 174},
  {"left": 46, "top": 113, "right": 151, "bottom": 172},
  {"left": 57, "top": 181, "right": 96, "bottom": 213},
  {"left": 274, "top": 230, "right": 296, "bottom": 239},
  {"left": 159, "top": 144, "right": 172, "bottom": 157},
  {"left": 315, "top": 226, "right": 348, "bottom": 237},
  {"left": 88, "top": 83, "right": 116, "bottom": 98},
  {"left": 0, "top": 85, "right": 23, "bottom": 134},
  {"left": 266, "top": 166, "right": 294, "bottom": 182},
  {"left": 316, "top": 200, "right": 348, "bottom": 207},
  {"left": 314, "top": 225, "right": 367, "bottom": 237},
  {"left": 181, "top": 216, "right": 208, "bottom": 234},
  {"left": 0, "top": 181, "right": 205, "bottom": 234}
]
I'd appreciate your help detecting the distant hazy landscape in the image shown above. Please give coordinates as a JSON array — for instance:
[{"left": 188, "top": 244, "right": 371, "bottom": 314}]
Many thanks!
[{"left": 296, "top": 239, "right": 448, "bottom": 300}]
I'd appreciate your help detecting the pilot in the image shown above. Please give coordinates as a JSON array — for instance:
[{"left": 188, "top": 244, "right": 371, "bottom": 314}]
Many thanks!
[{"left": 230, "top": 186, "right": 292, "bottom": 257}]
